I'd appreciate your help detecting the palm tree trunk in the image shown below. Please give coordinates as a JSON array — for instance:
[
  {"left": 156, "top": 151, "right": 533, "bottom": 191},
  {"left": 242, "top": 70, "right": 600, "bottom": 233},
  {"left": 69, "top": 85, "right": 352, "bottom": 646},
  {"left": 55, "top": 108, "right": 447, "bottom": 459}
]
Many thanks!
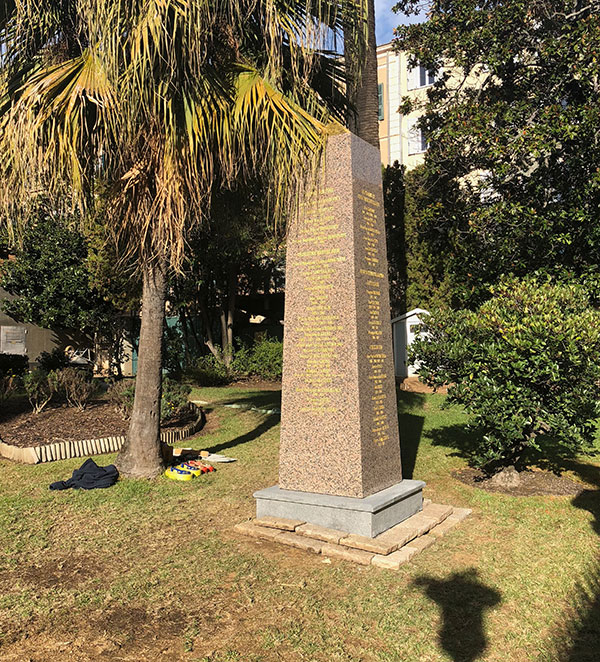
[
  {"left": 116, "top": 259, "right": 167, "bottom": 478},
  {"left": 347, "top": 0, "right": 380, "bottom": 149}
]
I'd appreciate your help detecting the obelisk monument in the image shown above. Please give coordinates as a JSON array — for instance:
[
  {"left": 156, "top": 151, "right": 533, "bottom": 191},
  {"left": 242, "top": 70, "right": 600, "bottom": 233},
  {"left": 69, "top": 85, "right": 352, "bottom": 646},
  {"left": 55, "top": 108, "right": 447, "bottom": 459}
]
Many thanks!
[{"left": 254, "top": 130, "right": 424, "bottom": 537}]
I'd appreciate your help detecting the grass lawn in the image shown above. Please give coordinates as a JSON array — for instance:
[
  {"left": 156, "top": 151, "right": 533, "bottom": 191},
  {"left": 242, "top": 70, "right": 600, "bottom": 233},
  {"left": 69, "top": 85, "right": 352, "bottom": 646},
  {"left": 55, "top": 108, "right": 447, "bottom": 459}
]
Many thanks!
[{"left": 0, "top": 387, "right": 599, "bottom": 661}]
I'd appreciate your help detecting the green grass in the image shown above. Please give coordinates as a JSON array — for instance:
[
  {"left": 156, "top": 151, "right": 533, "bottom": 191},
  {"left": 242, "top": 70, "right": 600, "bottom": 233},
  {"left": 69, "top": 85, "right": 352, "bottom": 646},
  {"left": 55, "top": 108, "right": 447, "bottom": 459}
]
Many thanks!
[{"left": 0, "top": 388, "right": 598, "bottom": 661}]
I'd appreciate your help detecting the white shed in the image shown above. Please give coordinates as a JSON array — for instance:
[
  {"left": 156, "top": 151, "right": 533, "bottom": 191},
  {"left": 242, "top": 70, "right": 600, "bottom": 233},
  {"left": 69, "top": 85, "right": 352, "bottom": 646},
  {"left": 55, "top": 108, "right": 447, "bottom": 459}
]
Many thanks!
[{"left": 391, "top": 308, "right": 429, "bottom": 378}]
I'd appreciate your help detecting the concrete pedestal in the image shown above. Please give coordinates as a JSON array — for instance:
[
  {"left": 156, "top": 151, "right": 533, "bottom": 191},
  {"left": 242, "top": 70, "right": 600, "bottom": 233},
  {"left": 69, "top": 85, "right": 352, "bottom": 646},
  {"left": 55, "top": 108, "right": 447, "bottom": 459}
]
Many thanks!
[{"left": 254, "top": 480, "right": 425, "bottom": 538}]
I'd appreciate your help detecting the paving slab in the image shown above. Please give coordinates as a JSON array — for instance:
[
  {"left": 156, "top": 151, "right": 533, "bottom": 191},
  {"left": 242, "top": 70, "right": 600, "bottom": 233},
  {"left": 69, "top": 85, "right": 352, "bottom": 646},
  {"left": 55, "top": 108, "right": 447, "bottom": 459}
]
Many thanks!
[
  {"left": 296, "top": 523, "right": 346, "bottom": 544},
  {"left": 277, "top": 532, "right": 324, "bottom": 554},
  {"left": 371, "top": 547, "right": 417, "bottom": 569},
  {"left": 405, "top": 534, "right": 436, "bottom": 554},
  {"left": 429, "top": 518, "right": 460, "bottom": 539},
  {"left": 400, "top": 512, "right": 438, "bottom": 536},
  {"left": 447, "top": 507, "right": 472, "bottom": 522},
  {"left": 421, "top": 502, "right": 453, "bottom": 524},
  {"left": 320, "top": 543, "right": 374, "bottom": 566},
  {"left": 234, "top": 521, "right": 284, "bottom": 541},
  {"left": 339, "top": 533, "right": 398, "bottom": 555},
  {"left": 254, "top": 516, "right": 305, "bottom": 531}
]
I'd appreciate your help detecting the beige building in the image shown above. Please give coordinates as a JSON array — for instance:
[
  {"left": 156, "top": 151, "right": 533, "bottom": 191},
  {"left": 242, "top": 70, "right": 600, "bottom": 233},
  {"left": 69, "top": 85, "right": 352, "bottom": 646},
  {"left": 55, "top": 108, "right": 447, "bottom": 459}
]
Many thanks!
[{"left": 377, "top": 41, "right": 438, "bottom": 169}]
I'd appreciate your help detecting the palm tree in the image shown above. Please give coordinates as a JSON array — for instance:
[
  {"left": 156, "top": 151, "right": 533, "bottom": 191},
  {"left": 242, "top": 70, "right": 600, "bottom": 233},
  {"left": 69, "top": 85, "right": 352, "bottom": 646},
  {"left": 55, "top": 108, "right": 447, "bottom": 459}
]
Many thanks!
[
  {"left": 346, "top": 0, "right": 380, "bottom": 148},
  {"left": 0, "top": 0, "right": 367, "bottom": 478}
]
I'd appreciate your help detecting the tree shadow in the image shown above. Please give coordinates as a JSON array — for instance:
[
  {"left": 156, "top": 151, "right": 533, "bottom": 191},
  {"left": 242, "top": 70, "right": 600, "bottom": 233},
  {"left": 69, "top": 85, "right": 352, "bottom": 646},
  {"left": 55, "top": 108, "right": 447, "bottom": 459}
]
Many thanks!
[
  {"left": 396, "top": 391, "right": 426, "bottom": 479},
  {"left": 548, "top": 463, "right": 600, "bottom": 661},
  {"left": 427, "top": 423, "right": 482, "bottom": 464},
  {"left": 203, "top": 414, "right": 280, "bottom": 455},
  {"left": 213, "top": 389, "right": 281, "bottom": 411},
  {"left": 414, "top": 569, "right": 501, "bottom": 662}
]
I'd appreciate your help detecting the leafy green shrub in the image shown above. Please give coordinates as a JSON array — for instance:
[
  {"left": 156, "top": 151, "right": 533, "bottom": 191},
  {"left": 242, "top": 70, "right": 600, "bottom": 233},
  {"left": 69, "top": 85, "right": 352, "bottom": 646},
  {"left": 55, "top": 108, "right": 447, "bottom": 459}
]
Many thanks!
[
  {"left": 38, "top": 347, "right": 69, "bottom": 372},
  {"left": 0, "top": 353, "right": 28, "bottom": 405},
  {"left": 187, "top": 355, "right": 231, "bottom": 386},
  {"left": 228, "top": 344, "right": 252, "bottom": 376},
  {"left": 230, "top": 336, "right": 283, "bottom": 380},
  {"left": 248, "top": 336, "right": 283, "bottom": 380},
  {"left": 107, "top": 379, "right": 136, "bottom": 419},
  {"left": 0, "top": 353, "right": 28, "bottom": 377},
  {"left": 161, "top": 378, "right": 192, "bottom": 421},
  {"left": 56, "top": 367, "right": 96, "bottom": 411},
  {"left": 23, "top": 369, "right": 58, "bottom": 414},
  {"left": 410, "top": 278, "right": 600, "bottom": 472},
  {"left": 107, "top": 377, "right": 191, "bottom": 421},
  {"left": 0, "top": 373, "right": 19, "bottom": 405},
  {"left": 163, "top": 324, "right": 185, "bottom": 378}
]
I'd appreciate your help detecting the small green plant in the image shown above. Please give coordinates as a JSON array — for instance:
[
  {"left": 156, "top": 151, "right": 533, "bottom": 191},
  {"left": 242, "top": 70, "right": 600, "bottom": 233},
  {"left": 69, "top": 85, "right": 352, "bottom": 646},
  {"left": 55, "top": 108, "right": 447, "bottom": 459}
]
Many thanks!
[
  {"left": 161, "top": 377, "right": 192, "bottom": 421},
  {"left": 0, "top": 353, "right": 28, "bottom": 406},
  {"left": 187, "top": 354, "right": 231, "bottom": 386},
  {"left": 0, "top": 373, "right": 18, "bottom": 405},
  {"left": 247, "top": 335, "right": 283, "bottom": 380},
  {"left": 55, "top": 367, "right": 96, "bottom": 411},
  {"left": 0, "top": 353, "right": 28, "bottom": 376},
  {"left": 108, "top": 377, "right": 191, "bottom": 421},
  {"left": 107, "top": 379, "right": 136, "bottom": 419},
  {"left": 23, "top": 369, "right": 58, "bottom": 414},
  {"left": 410, "top": 277, "right": 600, "bottom": 472}
]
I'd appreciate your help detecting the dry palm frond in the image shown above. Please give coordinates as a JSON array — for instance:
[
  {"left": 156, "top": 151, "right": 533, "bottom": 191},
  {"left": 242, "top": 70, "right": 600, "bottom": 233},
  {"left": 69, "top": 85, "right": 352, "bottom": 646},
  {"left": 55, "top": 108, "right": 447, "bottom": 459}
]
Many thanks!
[{"left": 0, "top": 0, "right": 368, "bottom": 267}]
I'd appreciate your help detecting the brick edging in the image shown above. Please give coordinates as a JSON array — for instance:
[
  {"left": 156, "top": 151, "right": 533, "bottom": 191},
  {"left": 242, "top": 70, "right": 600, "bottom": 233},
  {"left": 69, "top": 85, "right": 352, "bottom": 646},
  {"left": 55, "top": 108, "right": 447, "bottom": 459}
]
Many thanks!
[{"left": 0, "top": 402, "right": 204, "bottom": 465}]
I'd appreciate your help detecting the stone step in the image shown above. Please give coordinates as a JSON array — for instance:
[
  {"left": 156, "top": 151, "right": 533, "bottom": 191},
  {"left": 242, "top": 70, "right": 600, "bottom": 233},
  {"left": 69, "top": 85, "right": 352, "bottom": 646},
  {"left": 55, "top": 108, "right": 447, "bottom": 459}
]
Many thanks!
[{"left": 234, "top": 502, "right": 471, "bottom": 570}]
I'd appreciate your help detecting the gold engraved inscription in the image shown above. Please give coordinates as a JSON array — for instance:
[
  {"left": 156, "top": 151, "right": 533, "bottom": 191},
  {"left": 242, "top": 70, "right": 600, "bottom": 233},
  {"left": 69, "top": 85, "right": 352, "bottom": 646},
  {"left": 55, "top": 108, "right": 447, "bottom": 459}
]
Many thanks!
[
  {"left": 357, "top": 187, "right": 390, "bottom": 447},
  {"left": 295, "top": 190, "right": 345, "bottom": 414}
]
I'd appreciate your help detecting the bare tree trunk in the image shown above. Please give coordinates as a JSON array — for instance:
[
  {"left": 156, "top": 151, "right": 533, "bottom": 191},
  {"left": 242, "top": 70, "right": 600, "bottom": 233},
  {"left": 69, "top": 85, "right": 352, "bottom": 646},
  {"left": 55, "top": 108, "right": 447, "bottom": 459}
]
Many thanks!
[
  {"left": 116, "top": 259, "right": 167, "bottom": 478},
  {"left": 199, "top": 297, "right": 220, "bottom": 359},
  {"left": 222, "top": 265, "right": 237, "bottom": 368},
  {"left": 346, "top": 0, "right": 380, "bottom": 149}
]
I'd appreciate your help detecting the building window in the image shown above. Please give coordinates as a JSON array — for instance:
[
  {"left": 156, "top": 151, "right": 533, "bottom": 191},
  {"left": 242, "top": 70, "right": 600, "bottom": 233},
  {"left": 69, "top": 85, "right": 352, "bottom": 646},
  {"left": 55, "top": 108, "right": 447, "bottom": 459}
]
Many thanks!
[
  {"left": 408, "top": 63, "right": 436, "bottom": 90},
  {"left": 378, "top": 83, "right": 384, "bottom": 121},
  {"left": 406, "top": 117, "right": 428, "bottom": 155}
]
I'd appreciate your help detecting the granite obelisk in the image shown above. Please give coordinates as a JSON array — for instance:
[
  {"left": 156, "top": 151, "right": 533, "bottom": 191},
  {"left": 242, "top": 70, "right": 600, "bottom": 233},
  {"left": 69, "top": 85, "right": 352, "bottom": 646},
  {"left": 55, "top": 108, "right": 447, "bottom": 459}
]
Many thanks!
[{"left": 254, "top": 130, "right": 424, "bottom": 537}]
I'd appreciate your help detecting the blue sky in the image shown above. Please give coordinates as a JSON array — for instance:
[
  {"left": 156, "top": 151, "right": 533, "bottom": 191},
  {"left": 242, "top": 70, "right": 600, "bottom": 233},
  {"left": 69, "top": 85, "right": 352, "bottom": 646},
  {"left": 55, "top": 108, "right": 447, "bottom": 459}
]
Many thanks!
[{"left": 376, "top": 1, "right": 428, "bottom": 45}]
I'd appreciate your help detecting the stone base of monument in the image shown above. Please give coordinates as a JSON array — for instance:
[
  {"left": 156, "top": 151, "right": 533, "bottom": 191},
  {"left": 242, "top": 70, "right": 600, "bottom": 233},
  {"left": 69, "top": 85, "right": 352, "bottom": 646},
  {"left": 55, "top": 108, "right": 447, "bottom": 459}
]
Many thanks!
[
  {"left": 254, "top": 480, "right": 425, "bottom": 538},
  {"left": 235, "top": 501, "right": 471, "bottom": 570}
]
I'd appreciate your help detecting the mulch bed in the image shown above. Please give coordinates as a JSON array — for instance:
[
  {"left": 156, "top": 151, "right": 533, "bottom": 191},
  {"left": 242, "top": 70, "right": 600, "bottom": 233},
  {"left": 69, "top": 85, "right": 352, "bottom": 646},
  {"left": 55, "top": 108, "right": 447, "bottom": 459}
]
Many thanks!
[
  {"left": 454, "top": 467, "right": 587, "bottom": 497},
  {"left": 0, "top": 397, "right": 198, "bottom": 448}
]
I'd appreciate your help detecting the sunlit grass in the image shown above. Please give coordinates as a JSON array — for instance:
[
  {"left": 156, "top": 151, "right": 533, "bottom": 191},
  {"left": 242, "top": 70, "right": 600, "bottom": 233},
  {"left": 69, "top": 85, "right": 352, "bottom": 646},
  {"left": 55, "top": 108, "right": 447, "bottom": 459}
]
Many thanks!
[{"left": 0, "top": 388, "right": 598, "bottom": 660}]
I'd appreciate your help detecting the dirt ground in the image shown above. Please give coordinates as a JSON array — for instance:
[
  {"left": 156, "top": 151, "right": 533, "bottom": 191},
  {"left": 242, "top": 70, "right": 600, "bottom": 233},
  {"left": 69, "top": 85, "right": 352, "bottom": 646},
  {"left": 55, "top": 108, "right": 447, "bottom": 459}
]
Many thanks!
[
  {"left": 397, "top": 376, "right": 448, "bottom": 394},
  {"left": 454, "top": 466, "right": 586, "bottom": 497},
  {"left": 0, "top": 397, "right": 198, "bottom": 448}
]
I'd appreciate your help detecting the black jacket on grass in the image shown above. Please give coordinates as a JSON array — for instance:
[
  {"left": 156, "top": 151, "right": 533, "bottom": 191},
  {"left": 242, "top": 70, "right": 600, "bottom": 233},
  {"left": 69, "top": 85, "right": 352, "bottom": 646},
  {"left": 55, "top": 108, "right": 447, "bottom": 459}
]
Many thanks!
[{"left": 49, "top": 458, "right": 119, "bottom": 490}]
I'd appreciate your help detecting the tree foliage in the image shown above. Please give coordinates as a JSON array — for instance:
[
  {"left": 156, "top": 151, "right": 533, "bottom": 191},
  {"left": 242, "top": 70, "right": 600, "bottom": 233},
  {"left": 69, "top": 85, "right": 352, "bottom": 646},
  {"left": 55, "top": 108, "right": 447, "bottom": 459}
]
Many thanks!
[
  {"left": 169, "top": 181, "right": 284, "bottom": 367},
  {"left": 410, "top": 278, "right": 600, "bottom": 471},
  {"left": 1, "top": 211, "right": 111, "bottom": 332},
  {"left": 384, "top": 162, "right": 454, "bottom": 315},
  {"left": 393, "top": 0, "right": 600, "bottom": 306},
  {"left": 0, "top": 0, "right": 370, "bottom": 477}
]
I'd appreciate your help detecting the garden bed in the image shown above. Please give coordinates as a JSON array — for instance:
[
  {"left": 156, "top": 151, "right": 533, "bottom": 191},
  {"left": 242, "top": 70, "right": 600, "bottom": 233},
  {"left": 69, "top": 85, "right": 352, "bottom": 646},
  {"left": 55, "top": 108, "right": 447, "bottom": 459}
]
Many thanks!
[
  {"left": 0, "top": 397, "right": 204, "bottom": 464},
  {"left": 453, "top": 467, "right": 586, "bottom": 497}
]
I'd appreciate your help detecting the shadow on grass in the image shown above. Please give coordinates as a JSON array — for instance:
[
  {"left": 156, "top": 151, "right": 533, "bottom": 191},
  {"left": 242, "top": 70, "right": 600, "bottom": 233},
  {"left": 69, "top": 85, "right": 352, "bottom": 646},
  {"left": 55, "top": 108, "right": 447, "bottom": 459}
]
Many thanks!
[
  {"left": 399, "top": 414, "right": 424, "bottom": 480},
  {"left": 427, "top": 423, "right": 481, "bottom": 465},
  {"left": 414, "top": 569, "right": 501, "bottom": 662},
  {"left": 396, "top": 391, "right": 426, "bottom": 479},
  {"left": 215, "top": 390, "right": 281, "bottom": 410},
  {"left": 548, "top": 464, "right": 600, "bottom": 661},
  {"left": 202, "top": 415, "right": 280, "bottom": 455}
]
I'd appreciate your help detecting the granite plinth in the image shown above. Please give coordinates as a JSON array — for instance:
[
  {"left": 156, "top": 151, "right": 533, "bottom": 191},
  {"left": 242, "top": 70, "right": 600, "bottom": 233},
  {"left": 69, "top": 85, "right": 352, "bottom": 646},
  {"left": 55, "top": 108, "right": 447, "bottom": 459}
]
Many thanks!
[
  {"left": 254, "top": 479, "right": 425, "bottom": 538},
  {"left": 279, "top": 131, "right": 402, "bottom": 499}
]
